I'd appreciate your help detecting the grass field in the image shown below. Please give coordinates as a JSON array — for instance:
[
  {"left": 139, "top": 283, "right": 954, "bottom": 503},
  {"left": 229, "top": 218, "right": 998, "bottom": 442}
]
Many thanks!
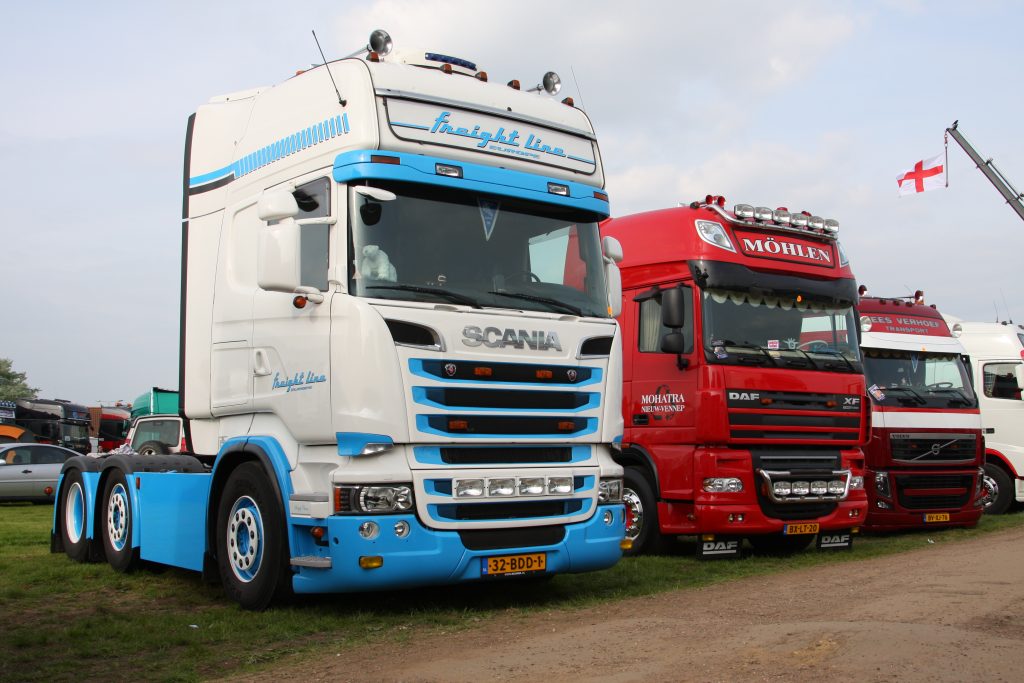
[{"left": 2, "top": 503, "right": 1022, "bottom": 682}]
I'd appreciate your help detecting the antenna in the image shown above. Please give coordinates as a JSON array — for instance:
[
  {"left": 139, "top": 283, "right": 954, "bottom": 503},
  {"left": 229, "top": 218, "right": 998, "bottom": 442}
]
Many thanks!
[
  {"left": 570, "top": 65, "right": 587, "bottom": 110},
  {"left": 993, "top": 300, "right": 1000, "bottom": 323},
  {"left": 312, "top": 30, "right": 346, "bottom": 107},
  {"left": 1000, "top": 288, "right": 1013, "bottom": 324}
]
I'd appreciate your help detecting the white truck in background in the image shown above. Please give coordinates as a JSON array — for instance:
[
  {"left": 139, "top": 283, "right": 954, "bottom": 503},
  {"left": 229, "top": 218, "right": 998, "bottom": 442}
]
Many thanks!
[
  {"left": 53, "top": 31, "right": 627, "bottom": 609},
  {"left": 948, "top": 320, "right": 1024, "bottom": 513}
]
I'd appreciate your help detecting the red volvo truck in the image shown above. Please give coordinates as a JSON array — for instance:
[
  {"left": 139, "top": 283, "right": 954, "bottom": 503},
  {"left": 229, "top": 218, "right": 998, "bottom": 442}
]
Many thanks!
[
  {"left": 858, "top": 293, "right": 985, "bottom": 529},
  {"left": 602, "top": 197, "right": 868, "bottom": 557}
]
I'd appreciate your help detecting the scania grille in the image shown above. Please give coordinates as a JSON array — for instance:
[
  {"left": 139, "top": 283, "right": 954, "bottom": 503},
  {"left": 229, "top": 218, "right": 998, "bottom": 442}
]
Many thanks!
[
  {"left": 434, "top": 500, "right": 583, "bottom": 521},
  {"left": 415, "top": 359, "right": 595, "bottom": 385},
  {"left": 414, "top": 387, "right": 597, "bottom": 411},
  {"left": 418, "top": 414, "right": 594, "bottom": 437},
  {"left": 727, "top": 390, "right": 862, "bottom": 444},
  {"left": 752, "top": 450, "right": 844, "bottom": 519},
  {"left": 890, "top": 433, "right": 978, "bottom": 464},
  {"left": 895, "top": 473, "right": 972, "bottom": 510}
]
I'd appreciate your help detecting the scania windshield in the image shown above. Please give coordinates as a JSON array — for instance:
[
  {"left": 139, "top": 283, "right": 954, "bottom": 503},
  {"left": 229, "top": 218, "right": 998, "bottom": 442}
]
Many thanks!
[
  {"left": 348, "top": 181, "right": 609, "bottom": 317},
  {"left": 701, "top": 288, "right": 861, "bottom": 372},
  {"left": 863, "top": 350, "right": 977, "bottom": 408}
]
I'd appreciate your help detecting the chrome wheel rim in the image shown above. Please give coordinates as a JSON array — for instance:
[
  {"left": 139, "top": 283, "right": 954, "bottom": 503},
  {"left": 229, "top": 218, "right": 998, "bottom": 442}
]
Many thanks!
[
  {"left": 982, "top": 474, "right": 999, "bottom": 511},
  {"left": 107, "top": 482, "right": 129, "bottom": 551},
  {"left": 623, "top": 487, "right": 644, "bottom": 542},
  {"left": 227, "top": 495, "right": 263, "bottom": 583}
]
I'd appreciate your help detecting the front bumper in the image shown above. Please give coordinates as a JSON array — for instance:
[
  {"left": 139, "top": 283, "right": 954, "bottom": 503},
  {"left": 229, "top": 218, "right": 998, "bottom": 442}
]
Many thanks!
[
  {"left": 289, "top": 504, "right": 625, "bottom": 594},
  {"left": 660, "top": 495, "right": 866, "bottom": 536}
]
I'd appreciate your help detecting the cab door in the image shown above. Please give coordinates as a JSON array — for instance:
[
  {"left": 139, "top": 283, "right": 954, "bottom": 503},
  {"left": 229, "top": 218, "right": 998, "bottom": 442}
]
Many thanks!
[
  {"left": 625, "top": 283, "right": 699, "bottom": 497},
  {"left": 251, "top": 176, "right": 337, "bottom": 444}
]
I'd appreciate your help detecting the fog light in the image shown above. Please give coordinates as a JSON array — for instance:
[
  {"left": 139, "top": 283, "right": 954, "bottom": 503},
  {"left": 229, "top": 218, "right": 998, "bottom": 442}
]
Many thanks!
[
  {"left": 519, "top": 477, "right": 545, "bottom": 496},
  {"left": 849, "top": 509, "right": 860, "bottom": 518},
  {"left": 455, "top": 479, "right": 485, "bottom": 497},
  {"left": 828, "top": 480, "right": 846, "bottom": 495},
  {"left": 358, "top": 521, "right": 379, "bottom": 540},
  {"left": 727, "top": 513, "right": 744, "bottom": 522},
  {"left": 773, "top": 481, "right": 792, "bottom": 497},
  {"left": 488, "top": 478, "right": 515, "bottom": 497},
  {"left": 791, "top": 481, "right": 810, "bottom": 496},
  {"left": 703, "top": 477, "right": 743, "bottom": 493},
  {"left": 875, "top": 472, "right": 891, "bottom": 498},
  {"left": 810, "top": 481, "right": 828, "bottom": 496},
  {"left": 359, "top": 555, "right": 384, "bottom": 569},
  {"left": 602, "top": 509, "right": 613, "bottom": 525},
  {"left": 393, "top": 520, "right": 410, "bottom": 538},
  {"left": 548, "top": 477, "right": 573, "bottom": 495}
]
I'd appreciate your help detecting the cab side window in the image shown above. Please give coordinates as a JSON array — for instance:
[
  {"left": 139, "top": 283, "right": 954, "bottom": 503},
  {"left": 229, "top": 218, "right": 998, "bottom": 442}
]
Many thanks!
[
  {"left": 638, "top": 285, "right": 693, "bottom": 353},
  {"left": 983, "top": 362, "right": 1022, "bottom": 400},
  {"left": 293, "top": 178, "right": 331, "bottom": 292}
]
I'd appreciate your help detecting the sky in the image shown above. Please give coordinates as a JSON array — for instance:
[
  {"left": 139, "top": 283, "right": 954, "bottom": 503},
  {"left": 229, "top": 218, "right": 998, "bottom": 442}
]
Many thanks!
[{"left": 2, "top": 0, "right": 1022, "bottom": 405}]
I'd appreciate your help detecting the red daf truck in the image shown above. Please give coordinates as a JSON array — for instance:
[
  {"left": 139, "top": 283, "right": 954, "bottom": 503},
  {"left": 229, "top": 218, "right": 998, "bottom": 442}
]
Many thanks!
[
  {"left": 602, "top": 197, "right": 868, "bottom": 557},
  {"left": 858, "top": 293, "right": 985, "bottom": 529}
]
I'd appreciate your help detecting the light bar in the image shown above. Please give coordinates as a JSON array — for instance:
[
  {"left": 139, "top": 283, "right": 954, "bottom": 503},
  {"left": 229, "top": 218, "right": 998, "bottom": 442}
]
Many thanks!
[{"left": 734, "top": 204, "right": 755, "bottom": 219}]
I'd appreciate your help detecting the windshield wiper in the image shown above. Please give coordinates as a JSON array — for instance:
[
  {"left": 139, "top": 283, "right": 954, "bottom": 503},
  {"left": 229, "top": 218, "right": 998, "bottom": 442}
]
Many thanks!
[
  {"left": 487, "top": 290, "right": 584, "bottom": 316},
  {"left": 366, "top": 284, "right": 481, "bottom": 308},
  {"left": 883, "top": 385, "right": 927, "bottom": 405},
  {"left": 711, "top": 340, "right": 777, "bottom": 366},
  {"left": 926, "top": 386, "right": 973, "bottom": 406},
  {"left": 807, "top": 348, "right": 856, "bottom": 372}
]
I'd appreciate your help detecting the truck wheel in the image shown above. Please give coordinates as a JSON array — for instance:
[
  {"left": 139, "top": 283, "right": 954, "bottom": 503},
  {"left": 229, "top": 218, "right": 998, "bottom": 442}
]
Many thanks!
[
  {"left": 100, "top": 470, "right": 139, "bottom": 572},
  {"left": 136, "top": 440, "right": 169, "bottom": 456},
  {"left": 216, "top": 462, "right": 290, "bottom": 610},
  {"left": 622, "top": 467, "right": 664, "bottom": 556},
  {"left": 748, "top": 534, "right": 815, "bottom": 555},
  {"left": 60, "top": 469, "right": 91, "bottom": 562},
  {"left": 982, "top": 462, "right": 1013, "bottom": 515}
]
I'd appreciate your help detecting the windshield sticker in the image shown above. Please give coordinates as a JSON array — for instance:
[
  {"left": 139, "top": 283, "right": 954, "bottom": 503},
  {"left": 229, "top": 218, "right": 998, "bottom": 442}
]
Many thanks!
[
  {"left": 767, "top": 339, "right": 780, "bottom": 350},
  {"left": 868, "top": 384, "right": 886, "bottom": 401},
  {"left": 783, "top": 337, "right": 799, "bottom": 349},
  {"left": 478, "top": 199, "right": 500, "bottom": 241},
  {"left": 714, "top": 345, "right": 728, "bottom": 359},
  {"left": 910, "top": 353, "right": 920, "bottom": 373},
  {"left": 640, "top": 385, "right": 686, "bottom": 418}
]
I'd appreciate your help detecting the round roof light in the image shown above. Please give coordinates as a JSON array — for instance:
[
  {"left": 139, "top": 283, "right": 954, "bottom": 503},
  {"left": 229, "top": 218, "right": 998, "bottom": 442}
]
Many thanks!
[
  {"left": 951, "top": 322, "right": 963, "bottom": 337},
  {"left": 823, "top": 218, "right": 839, "bottom": 235},
  {"left": 368, "top": 29, "right": 393, "bottom": 56},
  {"left": 754, "top": 206, "right": 773, "bottom": 221},
  {"left": 860, "top": 315, "right": 872, "bottom": 333},
  {"left": 791, "top": 213, "right": 809, "bottom": 228},
  {"left": 542, "top": 71, "right": 561, "bottom": 95},
  {"left": 808, "top": 216, "right": 825, "bottom": 230},
  {"left": 734, "top": 204, "right": 754, "bottom": 219},
  {"left": 773, "top": 209, "right": 792, "bottom": 224}
]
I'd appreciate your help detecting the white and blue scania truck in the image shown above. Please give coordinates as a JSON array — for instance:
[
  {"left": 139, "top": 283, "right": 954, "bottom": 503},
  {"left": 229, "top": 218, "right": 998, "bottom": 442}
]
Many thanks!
[{"left": 52, "top": 31, "right": 627, "bottom": 609}]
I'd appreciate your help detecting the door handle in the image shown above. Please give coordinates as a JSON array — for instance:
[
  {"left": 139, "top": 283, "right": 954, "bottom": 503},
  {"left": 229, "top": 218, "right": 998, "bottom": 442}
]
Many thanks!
[
  {"left": 633, "top": 414, "right": 649, "bottom": 426},
  {"left": 253, "top": 349, "right": 271, "bottom": 376},
  {"left": 21, "top": 469, "right": 31, "bottom": 474}
]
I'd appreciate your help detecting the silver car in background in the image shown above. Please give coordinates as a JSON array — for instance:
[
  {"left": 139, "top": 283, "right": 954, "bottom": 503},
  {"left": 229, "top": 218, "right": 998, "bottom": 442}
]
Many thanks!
[{"left": 0, "top": 443, "right": 79, "bottom": 503}]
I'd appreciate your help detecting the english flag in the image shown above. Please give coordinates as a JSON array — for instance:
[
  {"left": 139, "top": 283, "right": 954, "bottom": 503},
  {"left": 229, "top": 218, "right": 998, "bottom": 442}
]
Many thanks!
[{"left": 897, "top": 153, "right": 946, "bottom": 196}]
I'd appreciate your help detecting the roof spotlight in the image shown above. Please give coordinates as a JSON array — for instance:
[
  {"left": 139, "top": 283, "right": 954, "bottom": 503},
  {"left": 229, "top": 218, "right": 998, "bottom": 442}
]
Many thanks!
[
  {"left": 368, "top": 30, "right": 393, "bottom": 57},
  {"left": 530, "top": 71, "right": 561, "bottom": 95}
]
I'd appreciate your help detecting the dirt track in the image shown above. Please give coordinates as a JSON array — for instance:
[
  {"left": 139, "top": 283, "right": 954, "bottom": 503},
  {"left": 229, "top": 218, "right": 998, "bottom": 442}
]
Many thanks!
[{"left": 238, "top": 527, "right": 1024, "bottom": 683}]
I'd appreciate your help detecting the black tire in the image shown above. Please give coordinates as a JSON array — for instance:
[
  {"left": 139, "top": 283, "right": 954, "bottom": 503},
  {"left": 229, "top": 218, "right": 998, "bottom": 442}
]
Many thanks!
[
  {"left": 59, "top": 469, "right": 91, "bottom": 562},
  {"left": 748, "top": 533, "right": 815, "bottom": 556},
  {"left": 983, "top": 462, "right": 1013, "bottom": 515},
  {"left": 100, "top": 469, "right": 140, "bottom": 572},
  {"left": 136, "top": 440, "right": 169, "bottom": 456},
  {"left": 215, "top": 462, "right": 290, "bottom": 610},
  {"left": 622, "top": 467, "right": 665, "bottom": 556}
]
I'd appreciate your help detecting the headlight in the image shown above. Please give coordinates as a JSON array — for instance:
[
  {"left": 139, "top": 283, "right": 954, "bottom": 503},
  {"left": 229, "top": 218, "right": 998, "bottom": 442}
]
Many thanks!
[
  {"left": 335, "top": 484, "right": 414, "bottom": 514},
  {"left": 695, "top": 220, "right": 737, "bottom": 253},
  {"left": 487, "top": 478, "right": 516, "bottom": 497},
  {"left": 791, "top": 481, "right": 810, "bottom": 496},
  {"left": 518, "top": 477, "right": 545, "bottom": 496},
  {"left": 874, "top": 472, "right": 891, "bottom": 498},
  {"left": 598, "top": 478, "right": 623, "bottom": 503},
  {"left": 810, "top": 480, "right": 829, "bottom": 496},
  {"left": 703, "top": 477, "right": 743, "bottom": 493},
  {"left": 455, "top": 479, "right": 485, "bottom": 498},
  {"left": 773, "top": 481, "right": 792, "bottom": 497},
  {"left": 849, "top": 475, "right": 864, "bottom": 490},
  {"left": 827, "top": 480, "right": 846, "bottom": 495},
  {"left": 548, "top": 477, "right": 573, "bottom": 495}
]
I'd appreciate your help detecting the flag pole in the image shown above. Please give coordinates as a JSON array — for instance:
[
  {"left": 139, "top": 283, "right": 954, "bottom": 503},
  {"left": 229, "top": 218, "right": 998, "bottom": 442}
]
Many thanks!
[{"left": 944, "top": 129, "right": 949, "bottom": 188}]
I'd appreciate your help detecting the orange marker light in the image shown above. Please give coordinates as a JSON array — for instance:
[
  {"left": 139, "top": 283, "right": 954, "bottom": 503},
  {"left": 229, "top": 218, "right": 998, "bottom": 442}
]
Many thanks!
[
  {"left": 557, "top": 421, "right": 576, "bottom": 431},
  {"left": 449, "top": 420, "right": 469, "bottom": 431},
  {"left": 473, "top": 367, "right": 493, "bottom": 377},
  {"left": 536, "top": 370, "right": 553, "bottom": 379}
]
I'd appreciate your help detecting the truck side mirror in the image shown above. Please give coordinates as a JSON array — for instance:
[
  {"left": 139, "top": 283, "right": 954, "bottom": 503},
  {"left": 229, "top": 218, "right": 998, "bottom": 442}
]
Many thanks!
[
  {"left": 661, "top": 332, "right": 686, "bottom": 354},
  {"left": 257, "top": 216, "right": 301, "bottom": 294},
  {"left": 602, "top": 236, "right": 623, "bottom": 318},
  {"left": 660, "top": 286, "right": 686, "bottom": 329}
]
